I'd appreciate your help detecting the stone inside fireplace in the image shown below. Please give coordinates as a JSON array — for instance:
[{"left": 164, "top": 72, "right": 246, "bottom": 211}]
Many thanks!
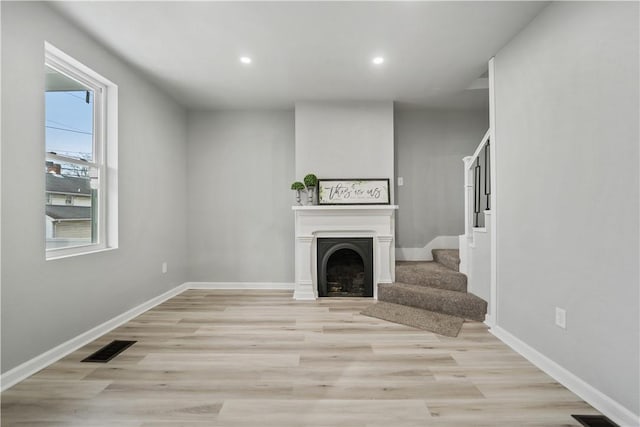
[{"left": 317, "top": 238, "right": 373, "bottom": 297}]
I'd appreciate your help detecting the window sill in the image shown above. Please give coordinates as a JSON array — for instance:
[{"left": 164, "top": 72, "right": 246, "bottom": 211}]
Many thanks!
[{"left": 46, "top": 246, "right": 117, "bottom": 261}]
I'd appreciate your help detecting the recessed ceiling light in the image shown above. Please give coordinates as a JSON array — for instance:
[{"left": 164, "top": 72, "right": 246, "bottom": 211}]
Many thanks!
[
  {"left": 239, "top": 56, "right": 252, "bottom": 64},
  {"left": 372, "top": 56, "right": 385, "bottom": 65}
]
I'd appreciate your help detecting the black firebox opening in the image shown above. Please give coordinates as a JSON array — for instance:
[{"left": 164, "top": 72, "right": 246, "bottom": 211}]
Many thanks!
[{"left": 317, "top": 237, "right": 373, "bottom": 297}]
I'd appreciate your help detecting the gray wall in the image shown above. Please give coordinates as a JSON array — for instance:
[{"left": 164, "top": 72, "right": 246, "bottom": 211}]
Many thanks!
[
  {"left": 495, "top": 1, "right": 639, "bottom": 415},
  {"left": 1, "top": 2, "right": 188, "bottom": 372},
  {"left": 295, "top": 101, "right": 394, "bottom": 201},
  {"left": 394, "top": 109, "right": 488, "bottom": 249},
  {"left": 186, "top": 110, "right": 295, "bottom": 282}
]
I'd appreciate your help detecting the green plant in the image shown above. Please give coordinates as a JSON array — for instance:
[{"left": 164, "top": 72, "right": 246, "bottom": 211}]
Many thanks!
[
  {"left": 303, "top": 173, "right": 318, "bottom": 188},
  {"left": 290, "top": 181, "right": 305, "bottom": 191}
]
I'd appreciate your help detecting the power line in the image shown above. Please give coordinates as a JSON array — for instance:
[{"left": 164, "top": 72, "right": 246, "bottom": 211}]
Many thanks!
[
  {"left": 46, "top": 119, "right": 90, "bottom": 133},
  {"left": 46, "top": 125, "right": 92, "bottom": 136},
  {"left": 63, "top": 91, "right": 93, "bottom": 103}
]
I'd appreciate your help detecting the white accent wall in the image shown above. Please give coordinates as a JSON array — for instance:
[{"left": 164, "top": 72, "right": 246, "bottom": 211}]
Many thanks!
[
  {"left": 1, "top": 2, "right": 188, "bottom": 373},
  {"left": 294, "top": 101, "right": 394, "bottom": 202},
  {"left": 186, "top": 110, "right": 295, "bottom": 282},
  {"left": 394, "top": 109, "right": 488, "bottom": 256},
  {"left": 494, "top": 1, "right": 639, "bottom": 417}
]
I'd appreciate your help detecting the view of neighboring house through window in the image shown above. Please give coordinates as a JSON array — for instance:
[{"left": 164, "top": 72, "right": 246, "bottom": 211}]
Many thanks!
[
  {"left": 45, "top": 66, "right": 96, "bottom": 250},
  {"left": 45, "top": 43, "right": 118, "bottom": 258}
]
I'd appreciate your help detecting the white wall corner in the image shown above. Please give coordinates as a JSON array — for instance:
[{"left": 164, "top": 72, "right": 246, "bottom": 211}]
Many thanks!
[
  {"left": 396, "top": 235, "right": 459, "bottom": 261},
  {"left": 488, "top": 55, "right": 498, "bottom": 342},
  {"left": 491, "top": 326, "right": 639, "bottom": 427}
]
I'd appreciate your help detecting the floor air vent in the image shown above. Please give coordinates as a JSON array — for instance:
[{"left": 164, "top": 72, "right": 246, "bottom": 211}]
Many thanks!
[
  {"left": 81, "top": 340, "right": 136, "bottom": 363},
  {"left": 571, "top": 415, "right": 619, "bottom": 427}
]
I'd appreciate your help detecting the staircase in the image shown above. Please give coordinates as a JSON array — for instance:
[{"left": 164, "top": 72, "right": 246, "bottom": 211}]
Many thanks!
[{"left": 377, "top": 249, "right": 487, "bottom": 323}]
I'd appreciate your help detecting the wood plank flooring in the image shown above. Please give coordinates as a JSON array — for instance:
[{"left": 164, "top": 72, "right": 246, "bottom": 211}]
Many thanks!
[{"left": 1, "top": 290, "right": 600, "bottom": 426}]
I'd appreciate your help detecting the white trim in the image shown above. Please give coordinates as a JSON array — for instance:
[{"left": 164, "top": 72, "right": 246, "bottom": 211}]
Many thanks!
[
  {"left": 462, "top": 156, "right": 473, "bottom": 239},
  {"left": 105, "top": 79, "right": 118, "bottom": 250},
  {"left": 44, "top": 42, "right": 118, "bottom": 260},
  {"left": 292, "top": 205, "right": 398, "bottom": 211},
  {"left": 0, "top": 283, "right": 188, "bottom": 392},
  {"left": 45, "top": 42, "right": 116, "bottom": 90},
  {"left": 185, "top": 282, "right": 295, "bottom": 290},
  {"left": 395, "top": 235, "right": 459, "bottom": 261},
  {"left": 483, "top": 314, "right": 494, "bottom": 328},
  {"left": 45, "top": 246, "right": 117, "bottom": 261},
  {"left": 467, "top": 128, "right": 491, "bottom": 166},
  {"left": 0, "top": 1, "right": 3, "bottom": 400},
  {"left": 292, "top": 206, "right": 396, "bottom": 300},
  {"left": 491, "top": 326, "right": 639, "bottom": 427},
  {"left": 488, "top": 56, "right": 497, "bottom": 328}
]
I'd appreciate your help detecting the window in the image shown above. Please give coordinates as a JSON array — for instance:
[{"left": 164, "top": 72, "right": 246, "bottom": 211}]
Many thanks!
[{"left": 45, "top": 43, "right": 118, "bottom": 259}]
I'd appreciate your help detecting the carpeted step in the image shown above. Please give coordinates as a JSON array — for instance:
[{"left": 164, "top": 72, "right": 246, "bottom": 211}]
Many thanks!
[
  {"left": 378, "top": 282, "right": 487, "bottom": 321},
  {"left": 432, "top": 249, "right": 460, "bottom": 272},
  {"left": 361, "top": 301, "right": 464, "bottom": 337},
  {"left": 395, "top": 261, "right": 467, "bottom": 292}
]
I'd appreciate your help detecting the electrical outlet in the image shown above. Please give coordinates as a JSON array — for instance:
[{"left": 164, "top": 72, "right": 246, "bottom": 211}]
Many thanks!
[
  {"left": 162, "top": 262, "right": 168, "bottom": 274},
  {"left": 397, "top": 177, "right": 404, "bottom": 186},
  {"left": 555, "top": 307, "right": 566, "bottom": 329}
]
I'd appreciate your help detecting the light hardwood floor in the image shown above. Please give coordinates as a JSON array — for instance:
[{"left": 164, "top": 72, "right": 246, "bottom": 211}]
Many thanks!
[{"left": 1, "top": 290, "right": 600, "bottom": 426}]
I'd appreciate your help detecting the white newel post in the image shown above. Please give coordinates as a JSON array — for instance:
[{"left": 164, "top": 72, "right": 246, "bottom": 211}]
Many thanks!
[
  {"left": 459, "top": 155, "right": 474, "bottom": 275},
  {"left": 463, "top": 155, "right": 474, "bottom": 239},
  {"left": 292, "top": 205, "right": 398, "bottom": 301}
]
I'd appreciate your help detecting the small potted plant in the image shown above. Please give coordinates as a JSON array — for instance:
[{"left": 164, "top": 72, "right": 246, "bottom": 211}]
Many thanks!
[
  {"left": 303, "top": 173, "right": 318, "bottom": 204},
  {"left": 290, "top": 181, "right": 305, "bottom": 205}
]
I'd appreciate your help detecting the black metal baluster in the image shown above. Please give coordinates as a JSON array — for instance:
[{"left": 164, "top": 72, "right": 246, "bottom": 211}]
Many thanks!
[
  {"left": 484, "top": 140, "right": 491, "bottom": 210},
  {"left": 474, "top": 157, "right": 481, "bottom": 227}
]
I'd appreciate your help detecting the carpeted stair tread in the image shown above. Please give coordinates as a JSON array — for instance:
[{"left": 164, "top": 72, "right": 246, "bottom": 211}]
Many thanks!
[
  {"left": 395, "top": 261, "right": 467, "bottom": 292},
  {"left": 432, "top": 249, "right": 460, "bottom": 272},
  {"left": 378, "top": 282, "right": 487, "bottom": 321},
  {"left": 361, "top": 302, "right": 464, "bottom": 337}
]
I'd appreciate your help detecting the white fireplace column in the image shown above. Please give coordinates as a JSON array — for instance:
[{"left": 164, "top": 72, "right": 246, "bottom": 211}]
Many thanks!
[
  {"left": 292, "top": 205, "right": 398, "bottom": 300},
  {"left": 376, "top": 235, "right": 394, "bottom": 285},
  {"left": 294, "top": 235, "right": 315, "bottom": 300}
]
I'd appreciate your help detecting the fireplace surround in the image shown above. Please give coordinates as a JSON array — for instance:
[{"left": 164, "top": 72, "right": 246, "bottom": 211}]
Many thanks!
[{"left": 292, "top": 205, "right": 398, "bottom": 300}]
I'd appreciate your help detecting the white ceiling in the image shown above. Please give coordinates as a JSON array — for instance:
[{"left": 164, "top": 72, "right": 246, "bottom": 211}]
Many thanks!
[{"left": 51, "top": 1, "right": 548, "bottom": 110}]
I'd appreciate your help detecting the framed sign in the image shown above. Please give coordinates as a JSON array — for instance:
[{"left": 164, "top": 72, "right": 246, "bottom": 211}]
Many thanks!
[{"left": 318, "top": 179, "right": 390, "bottom": 205}]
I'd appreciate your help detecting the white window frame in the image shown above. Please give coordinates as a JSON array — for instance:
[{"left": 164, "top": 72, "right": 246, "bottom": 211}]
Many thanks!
[{"left": 45, "top": 42, "right": 118, "bottom": 260}]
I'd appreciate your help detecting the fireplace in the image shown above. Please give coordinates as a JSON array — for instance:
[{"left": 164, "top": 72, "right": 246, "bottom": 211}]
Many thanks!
[
  {"left": 317, "top": 238, "right": 373, "bottom": 297},
  {"left": 292, "top": 205, "right": 397, "bottom": 300}
]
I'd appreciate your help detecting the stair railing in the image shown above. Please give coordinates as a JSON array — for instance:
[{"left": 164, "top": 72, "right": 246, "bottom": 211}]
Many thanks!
[{"left": 463, "top": 129, "right": 491, "bottom": 238}]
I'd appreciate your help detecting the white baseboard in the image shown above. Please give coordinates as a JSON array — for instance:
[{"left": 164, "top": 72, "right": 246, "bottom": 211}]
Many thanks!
[
  {"left": 1, "top": 281, "right": 295, "bottom": 391},
  {"left": 491, "top": 326, "right": 639, "bottom": 427},
  {"left": 185, "top": 282, "right": 295, "bottom": 290},
  {"left": 0, "top": 283, "right": 189, "bottom": 392},
  {"left": 483, "top": 313, "right": 495, "bottom": 329},
  {"left": 396, "top": 235, "right": 459, "bottom": 261}
]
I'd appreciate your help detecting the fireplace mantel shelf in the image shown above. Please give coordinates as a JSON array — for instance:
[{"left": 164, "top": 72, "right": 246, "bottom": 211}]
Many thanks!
[{"left": 292, "top": 205, "right": 398, "bottom": 211}]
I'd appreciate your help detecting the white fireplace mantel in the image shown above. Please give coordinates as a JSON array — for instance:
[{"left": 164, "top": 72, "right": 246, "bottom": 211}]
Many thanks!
[{"left": 292, "top": 205, "right": 398, "bottom": 300}]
